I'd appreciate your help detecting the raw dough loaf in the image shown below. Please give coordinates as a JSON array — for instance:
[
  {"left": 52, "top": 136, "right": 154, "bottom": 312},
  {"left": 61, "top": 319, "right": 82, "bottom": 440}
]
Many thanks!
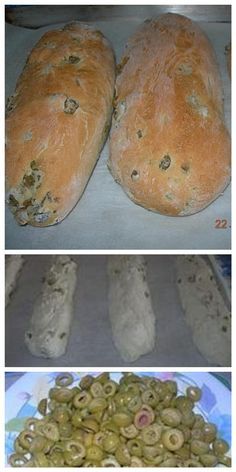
[
  {"left": 5, "top": 255, "right": 24, "bottom": 306},
  {"left": 175, "top": 255, "right": 231, "bottom": 366},
  {"left": 25, "top": 255, "right": 77, "bottom": 358},
  {"left": 107, "top": 255, "right": 156, "bottom": 362},
  {"left": 6, "top": 22, "right": 115, "bottom": 226},
  {"left": 109, "top": 13, "right": 230, "bottom": 216},
  {"left": 225, "top": 42, "right": 231, "bottom": 78}
]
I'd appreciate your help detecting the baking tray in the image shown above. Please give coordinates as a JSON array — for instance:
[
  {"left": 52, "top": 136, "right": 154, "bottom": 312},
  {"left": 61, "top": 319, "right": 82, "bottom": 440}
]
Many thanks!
[
  {"left": 5, "top": 12, "right": 231, "bottom": 249},
  {"left": 5, "top": 255, "right": 230, "bottom": 368}
]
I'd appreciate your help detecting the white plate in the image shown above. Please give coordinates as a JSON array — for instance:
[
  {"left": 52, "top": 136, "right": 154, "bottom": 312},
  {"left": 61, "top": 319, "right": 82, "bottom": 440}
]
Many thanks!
[{"left": 5, "top": 371, "right": 231, "bottom": 466}]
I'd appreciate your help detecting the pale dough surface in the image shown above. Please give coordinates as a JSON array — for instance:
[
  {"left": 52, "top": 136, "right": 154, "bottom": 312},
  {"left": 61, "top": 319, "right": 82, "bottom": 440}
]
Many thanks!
[
  {"left": 5, "top": 255, "right": 24, "bottom": 307},
  {"left": 107, "top": 255, "right": 156, "bottom": 362},
  {"left": 24, "top": 255, "right": 77, "bottom": 358},
  {"left": 175, "top": 255, "right": 231, "bottom": 366}
]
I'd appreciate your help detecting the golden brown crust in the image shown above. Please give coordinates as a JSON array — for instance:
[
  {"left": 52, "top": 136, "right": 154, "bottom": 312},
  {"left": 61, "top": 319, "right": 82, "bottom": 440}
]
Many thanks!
[
  {"left": 6, "top": 22, "right": 115, "bottom": 226},
  {"left": 109, "top": 13, "right": 230, "bottom": 216}
]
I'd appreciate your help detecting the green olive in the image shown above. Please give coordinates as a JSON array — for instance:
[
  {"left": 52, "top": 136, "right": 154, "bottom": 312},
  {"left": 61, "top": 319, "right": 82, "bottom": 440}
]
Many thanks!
[
  {"left": 127, "top": 439, "right": 143, "bottom": 458},
  {"left": 115, "top": 392, "right": 126, "bottom": 409},
  {"left": 200, "top": 453, "right": 218, "bottom": 466},
  {"left": 202, "top": 422, "right": 217, "bottom": 442},
  {"left": 50, "top": 387, "right": 74, "bottom": 403},
  {"left": 33, "top": 452, "right": 49, "bottom": 467},
  {"left": 73, "top": 390, "right": 92, "bottom": 408},
  {"left": 175, "top": 444, "right": 190, "bottom": 460},
  {"left": 41, "top": 422, "right": 60, "bottom": 441},
  {"left": 125, "top": 383, "right": 140, "bottom": 397},
  {"left": 14, "top": 438, "right": 27, "bottom": 455},
  {"left": 18, "top": 430, "right": 35, "bottom": 450},
  {"left": 184, "top": 459, "right": 202, "bottom": 466},
  {"left": 174, "top": 396, "right": 193, "bottom": 414},
  {"left": 120, "top": 424, "right": 138, "bottom": 439},
  {"left": 165, "top": 380, "right": 178, "bottom": 395},
  {"left": 93, "top": 431, "right": 105, "bottom": 447},
  {"left": 79, "top": 375, "right": 94, "bottom": 390},
  {"left": 83, "top": 460, "right": 101, "bottom": 467},
  {"left": 194, "top": 414, "right": 205, "bottom": 428},
  {"left": 178, "top": 424, "right": 191, "bottom": 442},
  {"left": 191, "top": 427, "right": 204, "bottom": 440},
  {"left": 160, "top": 408, "right": 182, "bottom": 427},
  {"left": 141, "top": 424, "right": 162, "bottom": 445},
  {"left": 103, "top": 432, "right": 120, "bottom": 453},
  {"left": 186, "top": 386, "right": 202, "bottom": 402},
  {"left": 213, "top": 438, "right": 230, "bottom": 456},
  {"left": 127, "top": 395, "right": 142, "bottom": 413},
  {"left": 95, "top": 372, "right": 110, "bottom": 384},
  {"left": 101, "top": 419, "right": 120, "bottom": 434},
  {"left": 49, "top": 451, "right": 65, "bottom": 466},
  {"left": 90, "top": 381, "right": 105, "bottom": 398},
  {"left": 86, "top": 445, "right": 104, "bottom": 461},
  {"left": 190, "top": 439, "right": 209, "bottom": 455},
  {"left": 101, "top": 456, "right": 121, "bottom": 467},
  {"left": 64, "top": 450, "right": 84, "bottom": 466},
  {"left": 28, "top": 435, "right": 47, "bottom": 453},
  {"left": 8, "top": 453, "right": 29, "bottom": 467},
  {"left": 218, "top": 455, "right": 231, "bottom": 467},
  {"left": 88, "top": 397, "right": 107, "bottom": 413},
  {"left": 113, "top": 412, "right": 132, "bottom": 427},
  {"left": 55, "top": 373, "right": 74, "bottom": 387},
  {"left": 162, "top": 429, "right": 184, "bottom": 451},
  {"left": 161, "top": 391, "right": 174, "bottom": 407},
  {"left": 71, "top": 409, "right": 83, "bottom": 427},
  {"left": 161, "top": 457, "right": 177, "bottom": 467},
  {"left": 141, "top": 388, "right": 158, "bottom": 407},
  {"left": 143, "top": 443, "right": 164, "bottom": 460},
  {"left": 103, "top": 381, "right": 117, "bottom": 397},
  {"left": 52, "top": 405, "right": 70, "bottom": 423},
  {"left": 81, "top": 418, "right": 99, "bottom": 433},
  {"left": 115, "top": 444, "right": 131, "bottom": 466},
  {"left": 130, "top": 456, "right": 144, "bottom": 467},
  {"left": 58, "top": 421, "right": 73, "bottom": 438},
  {"left": 38, "top": 398, "right": 47, "bottom": 416},
  {"left": 181, "top": 410, "right": 196, "bottom": 427},
  {"left": 134, "top": 408, "right": 153, "bottom": 429}
]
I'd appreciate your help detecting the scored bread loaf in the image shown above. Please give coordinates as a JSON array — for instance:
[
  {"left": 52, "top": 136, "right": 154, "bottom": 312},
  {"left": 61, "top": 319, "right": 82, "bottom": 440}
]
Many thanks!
[
  {"left": 6, "top": 23, "right": 115, "bottom": 226},
  {"left": 109, "top": 13, "right": 230, "bottom": 216}
]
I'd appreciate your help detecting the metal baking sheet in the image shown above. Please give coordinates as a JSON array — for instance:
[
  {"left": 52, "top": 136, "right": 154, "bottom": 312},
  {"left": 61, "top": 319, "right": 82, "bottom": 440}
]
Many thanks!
[
  {"left": 5, "top": 255, "right": 225, "bottom": 368},
  {"left": 5, "top": 13, "right": 231, "bottom": 249}
]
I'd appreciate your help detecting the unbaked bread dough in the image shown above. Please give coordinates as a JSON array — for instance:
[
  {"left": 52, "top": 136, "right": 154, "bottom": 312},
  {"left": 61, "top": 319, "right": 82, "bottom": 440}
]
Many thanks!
[
  {"left": 25, "top": 255, "right": 77, "bottom": 358},
  {"left": 5, "top": 255, "right": 24, "bottom": 307},
  {"left": 175, "top": 255, "right": 231, "bottom": 366},
  {"left": 107, "top": 255, "right": 156, "bottom": 362}
]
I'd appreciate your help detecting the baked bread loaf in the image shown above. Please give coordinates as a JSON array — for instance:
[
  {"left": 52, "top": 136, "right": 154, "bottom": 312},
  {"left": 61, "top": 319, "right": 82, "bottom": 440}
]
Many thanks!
[
  {"left": 109, "top": 13, "right": 230, "bottom": 216},
  {"left": 107, "top": 255, "right": 156, "bottom": 362},
  {"left": 25, "top": 255, "right": 77, "bottom": 358},
  {"left": 6, "top": 23, "right": 115, "bottom": 226}
]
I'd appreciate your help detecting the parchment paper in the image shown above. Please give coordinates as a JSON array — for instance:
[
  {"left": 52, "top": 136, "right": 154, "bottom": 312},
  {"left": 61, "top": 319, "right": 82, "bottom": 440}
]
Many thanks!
[
  {"left": 5, "top": 255, "right": 222, "bottom": 368},
  {"left": 5, "top": 18, "right": 231, "bottom": 249}
]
